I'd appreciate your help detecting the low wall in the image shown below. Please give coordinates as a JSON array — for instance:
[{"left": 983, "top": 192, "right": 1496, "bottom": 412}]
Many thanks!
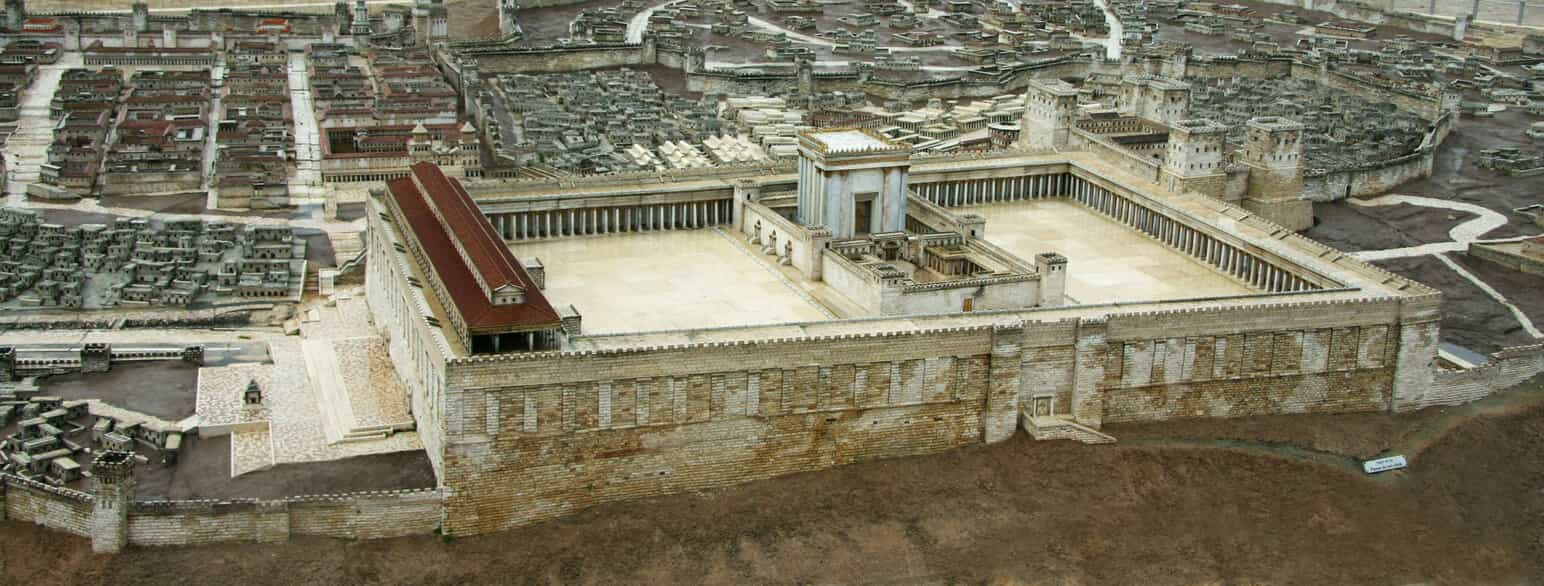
[
  {"left": 460, "top": 41, "right": 656, "bottom": 74},
  {"left": 129, "top": 489, "right": 443, "bottom": 546},
  {"left": 1068, "top": 127, "right": 1163, "bottom": 182},
  {"left": 1302, "top": 111, "right": 1454, "bottom": 201},
  {"left": 1469, "top": 241, "right": 1544, "bottom": 276},
  {"left": 1256, "top": 0, "right": 1543, "bottom": 45},
  {"left": 1412, "top": 344, "right": 1544, "bottom": 410},
  {"left": 1, "top": 475, "right": 94, "bottom": 538},
  {"left": 3, "top": 475, "right": 442, "bottom": 548}
]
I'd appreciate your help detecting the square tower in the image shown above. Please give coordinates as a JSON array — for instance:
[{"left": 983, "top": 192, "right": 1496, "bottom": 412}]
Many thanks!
[
  {"left": 797, "top": 128, "right": 911, "bottom": 239},
  {"left": 1162, "top": 119, "right": 1229, "bottom": 199},
  {"left": 1120, "top": 75, "right": 1190, "bottom": 126},
  {"left": 1020, "top": 79, "right": 1079, "bottom": 151},
  {"left": 1242, "top": 116, "right": 1312, "bottom": 231}
]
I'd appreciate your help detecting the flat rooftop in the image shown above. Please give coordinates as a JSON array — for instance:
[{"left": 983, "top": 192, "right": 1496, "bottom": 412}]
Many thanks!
[
  {"left": 962, "top": 199, "right": 1257, "bottom": 304},
  {"left": 808, "top": 129, "right": 894, "bottom": 151},
  {"left": 511, "top": 229, "right": 835, "bottom": 335}
]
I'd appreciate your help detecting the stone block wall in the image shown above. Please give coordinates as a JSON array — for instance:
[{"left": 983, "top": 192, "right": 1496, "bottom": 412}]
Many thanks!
[
  {"left": 1, "top": 475, "right": 94, "bottom": 538},
  {"left": 127, "top": 489, "right": 444, "bottom": 547},
  {"left": 437, "top": 326, "right": 1004, "bottom": 535},
  {"left": 1417, "top": 344, "right": 1544, "bottom": 410},
  {"left": 1099, "top": 300, "right": 1410, "bottom": 422}
]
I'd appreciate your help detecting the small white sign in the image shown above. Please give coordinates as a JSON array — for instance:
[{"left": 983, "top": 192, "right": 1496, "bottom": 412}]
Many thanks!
[{"left": 1363, "top": 455, "right": 1408, "bottom": 474}]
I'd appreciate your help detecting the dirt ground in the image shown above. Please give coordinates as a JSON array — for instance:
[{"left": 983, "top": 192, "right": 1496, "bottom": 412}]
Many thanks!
[
  {"left": 1392, "top": 109, "right": 1544, "bottom": 239},
  {"left": 5, "top": 377, "right": 1544, "bottom": 584},
  {"left": 1374, "top": 255, "right": 1540, "bottom": 354},
  {"left": 1306, "top": 201, "right": 1475, "bottom": 253},
  {"left": 39, "top": 362, "right": 200, "bottom": 421},
  {"left": 133, "top": 434, "right": 437, "bottom": 500}
]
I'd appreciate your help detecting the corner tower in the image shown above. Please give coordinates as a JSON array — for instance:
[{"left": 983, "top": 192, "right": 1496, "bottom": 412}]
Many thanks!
[
  {"left": 1161, "top": 119, "right": 1229, "bottom": 199},
  {"left": 1020, "top": 79, "right": 1079, "bottom": 151},
  {"left": 90, "top": 450, "right": 137, "bottom": 553},
  {"left": 1241, "top": 116, "right": 1313, "bottom": 231}
]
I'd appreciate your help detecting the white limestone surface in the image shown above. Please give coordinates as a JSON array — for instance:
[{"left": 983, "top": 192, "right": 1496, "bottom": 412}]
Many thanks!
[
  {"left": 963, "top": 199, "right": 1257, "bottom": 303},
  {"left": 809, "top": 129, "right": 894, "bottom": 152},
  {"left": 510, "top": 229, "right": 834, "bottom": 334}
]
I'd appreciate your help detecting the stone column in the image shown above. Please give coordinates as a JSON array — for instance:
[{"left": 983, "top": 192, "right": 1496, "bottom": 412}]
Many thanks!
[
  {"left": 91, "top": 450, "right": 136, "bottom": 554},
  {"left": 985, "top": 325, "right": 1023, "bottom": 443}
]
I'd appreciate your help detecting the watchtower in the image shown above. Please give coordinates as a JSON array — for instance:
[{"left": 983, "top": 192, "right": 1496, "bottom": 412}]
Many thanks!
[
  {"left": 1241, "top": 116, "right": 1312, "bottom": 230},
  {"left": 0, "top": 346, "right": 14, "bottom": 382},
  {"left": 1161, "top": 119, "right": 1229, "bottom": 199},
  {"left": 80, "top": 343, "right": 111, "bottom": 374},
  {"left": 1120, "top": 75, "right": 1190, "bottom": 126},
  {"left": 1020, "top": 79, "right": 1079, "bottom": 151},
  {"left": 90, "top": 450, "right": 137, "bottom": 553},
  {"left": 4, "top": 0, "right": 24, "bottom": 31}
]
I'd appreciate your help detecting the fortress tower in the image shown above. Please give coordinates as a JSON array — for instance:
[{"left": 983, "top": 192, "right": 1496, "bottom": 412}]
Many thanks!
[
  {"left": 796, "top": 128, "right": 911, "bottom": 239},
  {"left": 90, "top": 451, "right": 137, "bottom": 553},
  {"left": 1120, "top": 75, "right": 1190, "bottom": 126},
  {"left": 498, "top": 0, "right": 522, "bottom": 38},
  {"left": 1241, "top": 116, "right": 1313, "bottom": 231},
  {"left": 1020, "top": 79, "right": 1079, "bottom": 151},
  {"left": 131, "top": 1, "right": 149, "bottom": 33},
  {"left": 350, "top": 0, "right": 371, "bottom": 36},
  {"left": 413, "top": 0, "right": 448, "bottom": 46},
  {"left": 1161, "top": 119, "right": 1229, "bottom": 199},
  {"left": 4, "top": 0, "right": 24, "bottom": 31}
]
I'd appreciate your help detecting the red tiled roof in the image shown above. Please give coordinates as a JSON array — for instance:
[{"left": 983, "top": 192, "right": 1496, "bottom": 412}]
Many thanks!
[{"left": 386, "top": 163, "right": 560, "bottom": 334}]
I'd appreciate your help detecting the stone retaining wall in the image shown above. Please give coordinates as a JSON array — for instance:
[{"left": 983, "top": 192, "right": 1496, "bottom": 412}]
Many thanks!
[
  {"left": 1416, "top": 344, "right": 1544, "bottom": 410},
  {"left": 2, "top": 475, "right": 443, "bottom": 548}
]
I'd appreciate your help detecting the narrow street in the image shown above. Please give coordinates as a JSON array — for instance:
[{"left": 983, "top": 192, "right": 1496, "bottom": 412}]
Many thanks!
[
  {"left": 287, "top": 51, "right": 325, "bottom": 204},
  {"left": 3, "top": 51, "right": 81, "bottom": 206}
]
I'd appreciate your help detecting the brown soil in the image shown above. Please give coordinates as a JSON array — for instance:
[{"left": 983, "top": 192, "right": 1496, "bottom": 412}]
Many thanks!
[
  {"left": 1375, "top": 255, "right": 1539, "bottom": 354},
  {"left": 39, "top": 362, "right": 201, "bottom": 421},
  {"left": 1306, "top": 200, "right": 1475, "bottom": 253},
  {"left": 133, "top": 435, "right": 437, "bottom": 500},
  {"left": 6, "top": 378, "right": 1544, "bottom": 584}
]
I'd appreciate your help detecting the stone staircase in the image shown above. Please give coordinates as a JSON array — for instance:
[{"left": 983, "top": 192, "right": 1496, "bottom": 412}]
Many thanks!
[
  {"left": 302, "top": 339, "right": 397, "bottom": 444},
  {"left": 1022, "top": 414, "right": 1117, "bottom": 444}
]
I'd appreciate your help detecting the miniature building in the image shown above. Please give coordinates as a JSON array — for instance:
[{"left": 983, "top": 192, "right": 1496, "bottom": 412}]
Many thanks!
[
  {"left": 796, "top": 128, "right": 911, "bottom": 239},
  {"left": 243, "top": 379, "right": 263, "bottom": 405}
]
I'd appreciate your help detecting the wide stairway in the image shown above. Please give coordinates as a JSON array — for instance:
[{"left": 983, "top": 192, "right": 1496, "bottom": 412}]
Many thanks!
[
  {"left": 1021, "top": 413, "right": 1117, "bottom": 444},
  {"left": 303, "top": 337, "right": 415, "bottom": 444}
]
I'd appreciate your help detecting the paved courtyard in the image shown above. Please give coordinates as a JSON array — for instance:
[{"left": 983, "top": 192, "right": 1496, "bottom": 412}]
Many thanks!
[
  {"left": 962, "top": 199, "right": 1257, "bottom": 304},
  {"left": 510, "top": 229, "right": 834, "bottom": 334}
]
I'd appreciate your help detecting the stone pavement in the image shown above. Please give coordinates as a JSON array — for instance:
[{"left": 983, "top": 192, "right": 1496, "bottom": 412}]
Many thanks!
[{"left": 3, "top": 52, "right": 81, "bottom": 207}]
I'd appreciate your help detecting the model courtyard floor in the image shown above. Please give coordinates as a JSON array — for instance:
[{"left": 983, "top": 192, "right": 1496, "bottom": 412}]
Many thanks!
[
  {"left": 510, "top": 229, "right": 835, "bottom": 334},
  {"left": 961, "top": 199, "right": 1258, "bottom": 304}
]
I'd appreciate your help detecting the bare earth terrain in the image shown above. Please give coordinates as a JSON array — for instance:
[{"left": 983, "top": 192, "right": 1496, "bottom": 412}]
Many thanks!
[{"left": 4, "top": 376, "right": 1542, "bottom": 584}]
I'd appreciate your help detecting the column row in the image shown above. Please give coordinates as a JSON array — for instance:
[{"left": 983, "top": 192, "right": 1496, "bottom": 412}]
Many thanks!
[
  {"left": 915, "top": 173, "right": 1069, "bottom": 207},
  {"left": 1067, "top": 176, "right": 1318, "bottom": 293},
  {"left": 491, "top": 200, "right": 732, "bottom": 241}
]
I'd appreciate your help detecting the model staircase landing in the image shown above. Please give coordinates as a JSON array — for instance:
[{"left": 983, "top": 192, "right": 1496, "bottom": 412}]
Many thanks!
[
  {"left": 303, "top": 337, "right": 416, "bottom": 444},
  {"left": 1022, "top": 413, "right": 1117, "bottom": 444}
]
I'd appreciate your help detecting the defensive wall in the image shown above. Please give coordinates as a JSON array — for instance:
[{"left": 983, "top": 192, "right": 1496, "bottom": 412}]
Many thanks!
[
  {"left": 1421, "top": 344, "right": 1544, "bottom": 409},
  {"left": 1, "top": 473, "right": 443, "bottom": 550},
  {"left": 361, "top": 148, "right": 1472, "bottom": 536},
  {"left": 1301, "top": 110, "right": 1456, "bottom": 200},
  {"left": 1256, "top": 0, "right": 1544, "bottom": 45}
]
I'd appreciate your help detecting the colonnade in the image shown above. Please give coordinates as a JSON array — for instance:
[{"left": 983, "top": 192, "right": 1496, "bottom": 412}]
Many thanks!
[
  {"left": 324, "top": 171, "right": 412, "bottom": 183},
  {"left": 489, "top": 199, "right": 732, "bottom": 241},
  {"left": 913, "top": 173, "right": 1069, "bottom": 207},
  {"left": 1065, "top": 176, "right": 1320, "bottom": 293}
]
